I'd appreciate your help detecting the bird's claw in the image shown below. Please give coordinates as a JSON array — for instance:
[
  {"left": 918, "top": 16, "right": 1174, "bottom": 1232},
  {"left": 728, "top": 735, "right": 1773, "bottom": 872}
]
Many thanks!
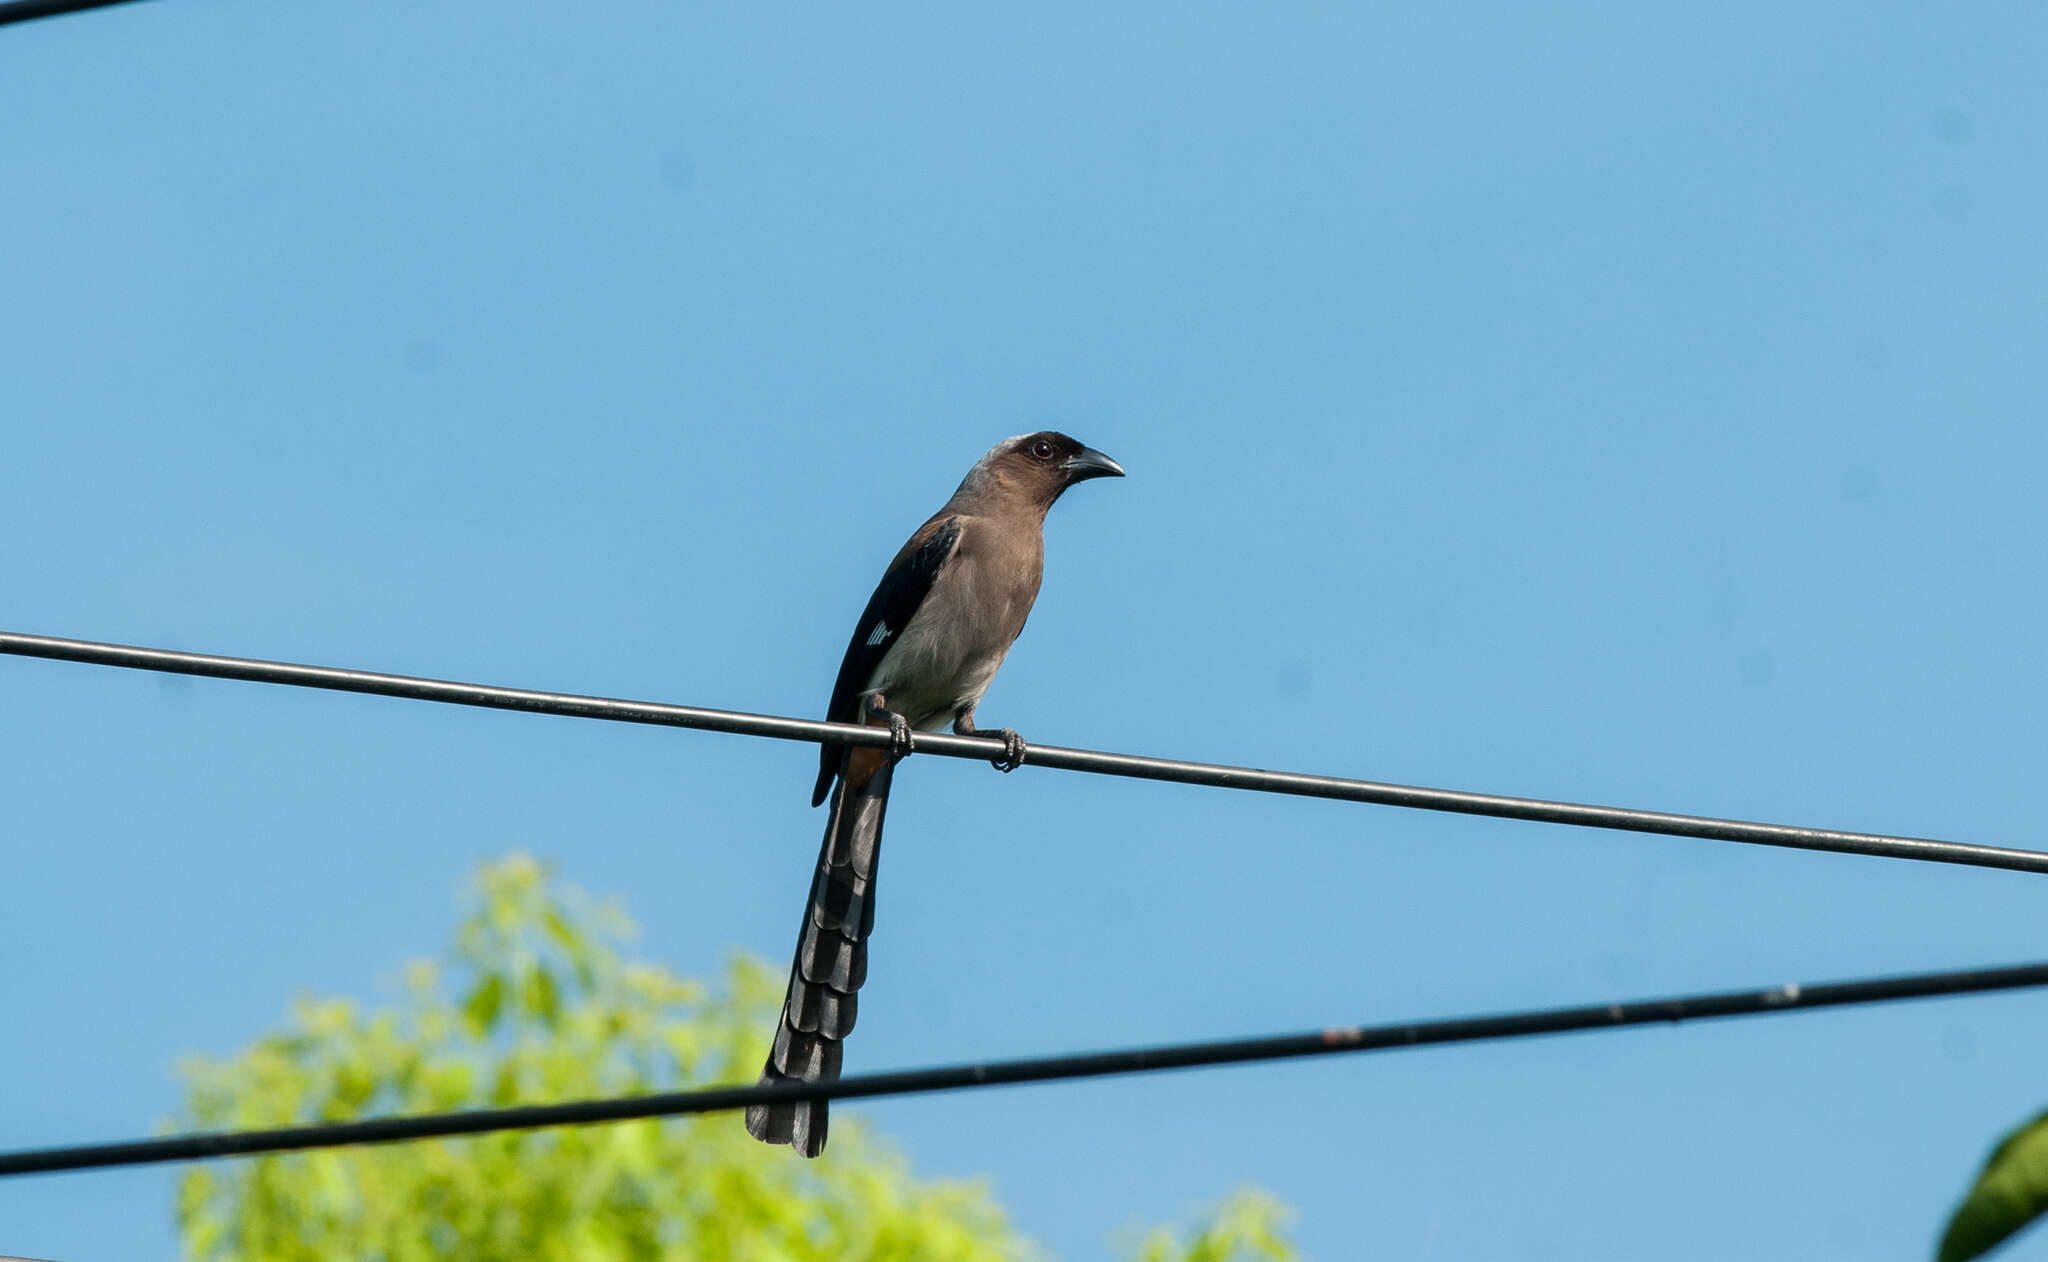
[
  {"left": 861, "top": 694, "right": 915, "bottom": 760},
  {"left": 990, "top": 728, "right": 1026, "bottom": 773}
]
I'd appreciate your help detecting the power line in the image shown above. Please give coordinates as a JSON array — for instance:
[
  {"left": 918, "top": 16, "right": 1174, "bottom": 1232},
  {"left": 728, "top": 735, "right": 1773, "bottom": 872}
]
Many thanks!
[
  {"left": 6, "top": 629, "right": 2046, "bottom": 875},
  {"left": 0, "top": 0, "right": 152, "bottom": 28},
  {"left": 3, "top": 957, "right": 2044, "bottom": 1177}
]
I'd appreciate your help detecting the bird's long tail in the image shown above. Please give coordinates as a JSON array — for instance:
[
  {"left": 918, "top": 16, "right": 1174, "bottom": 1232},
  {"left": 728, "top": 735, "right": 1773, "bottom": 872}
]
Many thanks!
[{"left": 744, "top": 742, "right": 893, "bottom": 1157}]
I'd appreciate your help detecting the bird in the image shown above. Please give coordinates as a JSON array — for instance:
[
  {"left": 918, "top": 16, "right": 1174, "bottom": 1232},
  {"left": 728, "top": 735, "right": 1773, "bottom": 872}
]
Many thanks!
[{"left": 744, "top": 431, "right": 1125, "bottom": 1157}]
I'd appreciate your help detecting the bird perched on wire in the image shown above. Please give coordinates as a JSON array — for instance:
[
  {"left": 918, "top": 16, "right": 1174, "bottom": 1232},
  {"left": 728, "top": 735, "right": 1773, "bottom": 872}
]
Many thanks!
[{"left": 744, "top": 431, "right": 1125, "bottom": 1157}]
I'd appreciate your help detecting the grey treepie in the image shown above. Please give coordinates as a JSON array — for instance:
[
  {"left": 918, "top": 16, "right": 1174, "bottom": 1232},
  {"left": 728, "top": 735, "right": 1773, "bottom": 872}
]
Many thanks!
[{"left": 744, "top": 431, "right": 1125, "bottom": 1156}]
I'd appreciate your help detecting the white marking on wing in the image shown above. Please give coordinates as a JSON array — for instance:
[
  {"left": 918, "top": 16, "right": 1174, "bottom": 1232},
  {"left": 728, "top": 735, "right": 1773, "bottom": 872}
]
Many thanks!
[{"left": 865, "top": 621, "right": 892, "bottom": 647}]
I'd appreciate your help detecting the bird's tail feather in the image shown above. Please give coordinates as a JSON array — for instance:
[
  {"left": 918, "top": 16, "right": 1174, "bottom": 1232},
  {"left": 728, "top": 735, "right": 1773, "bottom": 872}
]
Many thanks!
[{"left": 745, "top": 746, "right": 892, "bottom": 1157}]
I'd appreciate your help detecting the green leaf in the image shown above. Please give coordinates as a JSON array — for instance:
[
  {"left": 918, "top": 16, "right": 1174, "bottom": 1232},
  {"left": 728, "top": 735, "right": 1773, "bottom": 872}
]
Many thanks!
[
  {"left": 1939, "top": 1107, "right": 2048, "bottom": 1262},
  {"left": 461, "top": 974, "right": 505, "bottom": 1035},
  {"left": 523, "top": 965, "right": 561, "bottom": 1027}
]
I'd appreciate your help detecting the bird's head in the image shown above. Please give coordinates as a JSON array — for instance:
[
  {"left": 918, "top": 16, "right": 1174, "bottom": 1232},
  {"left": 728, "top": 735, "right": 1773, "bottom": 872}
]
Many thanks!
[{"left": 959, "top": 431, "right": 1125, "bottom": 511}]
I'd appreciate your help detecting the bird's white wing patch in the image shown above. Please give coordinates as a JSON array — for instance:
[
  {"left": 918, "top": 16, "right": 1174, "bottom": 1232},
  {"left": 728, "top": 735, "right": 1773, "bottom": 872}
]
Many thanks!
[{"left": 865, "top": 621, "right": 892, "bottom": 648}]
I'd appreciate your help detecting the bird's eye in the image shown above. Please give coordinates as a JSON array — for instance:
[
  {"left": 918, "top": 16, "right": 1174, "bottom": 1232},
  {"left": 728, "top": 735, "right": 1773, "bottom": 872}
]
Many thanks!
[{"left": 1029, "top": 439, "right": 1057, "bottom": 461}]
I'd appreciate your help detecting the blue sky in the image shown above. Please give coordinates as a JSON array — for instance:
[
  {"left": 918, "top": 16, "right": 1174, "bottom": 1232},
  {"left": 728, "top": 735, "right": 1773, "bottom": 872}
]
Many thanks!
[{"left": 3, "top": 1, "right": 2046, "bottom": 1258}]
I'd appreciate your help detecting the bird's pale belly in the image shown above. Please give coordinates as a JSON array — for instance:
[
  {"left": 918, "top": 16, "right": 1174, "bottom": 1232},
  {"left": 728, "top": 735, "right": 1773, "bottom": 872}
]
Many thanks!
[{"left": 862, "top": 601, "right": 1012, "bottom": 730}]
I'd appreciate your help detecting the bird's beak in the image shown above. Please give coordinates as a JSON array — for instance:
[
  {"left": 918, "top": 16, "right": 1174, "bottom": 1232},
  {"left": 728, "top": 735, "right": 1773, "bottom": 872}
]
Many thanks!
[{"left": 1063, "top": 447, "right": 1125, "bottom": 483}]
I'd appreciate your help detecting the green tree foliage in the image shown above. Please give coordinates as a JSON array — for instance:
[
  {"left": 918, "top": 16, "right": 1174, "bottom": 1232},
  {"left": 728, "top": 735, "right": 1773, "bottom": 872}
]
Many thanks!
[
  {"left": 1938, "top": 1108, "right": 2048, "bottom": 1262},
  {"left": 175, "top": 854, "right": 1298, "bottom": 1262},
  {"left": 1128, "top": 1189, "right": 1296, "bottom": 1262}
]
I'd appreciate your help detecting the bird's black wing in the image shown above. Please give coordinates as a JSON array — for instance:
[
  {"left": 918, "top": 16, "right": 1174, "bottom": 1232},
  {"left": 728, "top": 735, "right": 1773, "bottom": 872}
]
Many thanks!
[{"left": 811, "top": 515, "right": 962, "bottom": 805}]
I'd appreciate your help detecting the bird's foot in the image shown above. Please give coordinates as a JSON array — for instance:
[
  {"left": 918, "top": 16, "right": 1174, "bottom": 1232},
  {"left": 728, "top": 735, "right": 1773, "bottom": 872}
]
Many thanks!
[
  {"left": 863, "top": 695, "right": 915, "bottom": 760},
  {"left": 953, "top": 710, "right": 1026, "bottom": 772},
  {"left": 988, "top": 728, "right": 1026, "bottom": 773}
]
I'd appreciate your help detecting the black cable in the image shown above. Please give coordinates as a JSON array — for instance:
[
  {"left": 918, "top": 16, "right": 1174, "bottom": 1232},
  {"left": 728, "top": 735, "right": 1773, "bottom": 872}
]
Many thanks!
[
  {"left": 0, "top": 0, "right": 152, "bottom": 28},
  {"left": 2, "top": 958, "right": 2044, "bottom": 1177},
  {"left": 5, "top": 630, "right": 2045, "bottom": 875}
]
